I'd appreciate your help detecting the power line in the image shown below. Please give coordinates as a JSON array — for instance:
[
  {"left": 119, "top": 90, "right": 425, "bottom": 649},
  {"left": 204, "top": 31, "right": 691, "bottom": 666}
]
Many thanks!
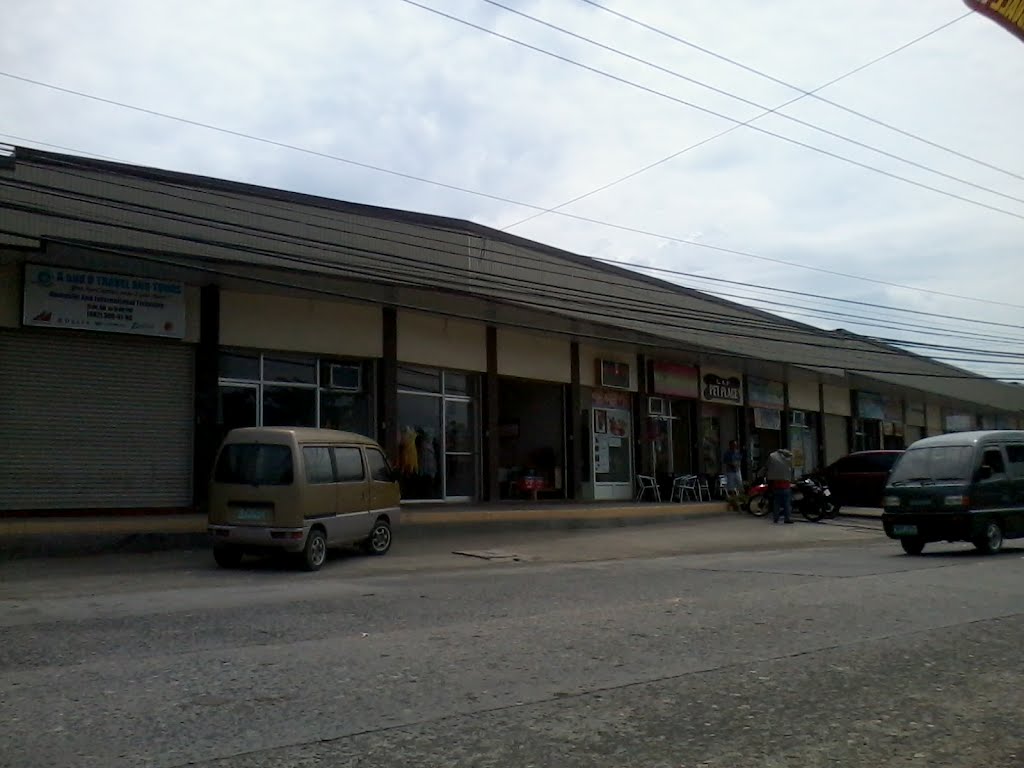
[
  {"left": 6, "top": 180, "right": 1024, "bottom": 369},
  {"left": 2, "top": 84, "right": 1021, "bottom": 312},
  {"left": 478, "top": 1, "right": 1024, "bottom": 210},
  {"left": 499, "top": 8, "right": 978, "bottom": 231},
  {"left": 5, "top": 156, "right": 1024, "bottom": 352},
  {"left": 576, "top": 0, "right": 1024, "bottom": 185},
  {"left": 396, "top": 0, "right": 1024, "bottom": 225},
  {"left": 5, "top": 223, "right": 1021, "bottom": 382}
]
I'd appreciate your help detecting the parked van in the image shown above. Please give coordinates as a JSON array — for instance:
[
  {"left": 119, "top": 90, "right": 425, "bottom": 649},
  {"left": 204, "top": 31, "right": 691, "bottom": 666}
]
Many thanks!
[
  {"left": 882, "top": 430, "right": 1024, "bottom": 556},
  {"left": 208, "top": 427, "right": 401, "bottom": 571}
]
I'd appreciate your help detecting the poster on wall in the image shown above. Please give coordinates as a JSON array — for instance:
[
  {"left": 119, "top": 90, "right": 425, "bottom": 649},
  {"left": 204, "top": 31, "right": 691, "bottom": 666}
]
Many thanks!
[
  {"left": 652, "top": 361, "right": 699, "bottom": 398},
  {"left": 593, "top": 408, "right": 608, "bottom": 435},
  {"left": 594, "top": 437, "right": 611, "bottom": 474},
  {"left": 748, "top": 377, "right": 784, "bottom": 410},
  {"left": 23, "top": 263, "right": 186, "bottom": 339}
]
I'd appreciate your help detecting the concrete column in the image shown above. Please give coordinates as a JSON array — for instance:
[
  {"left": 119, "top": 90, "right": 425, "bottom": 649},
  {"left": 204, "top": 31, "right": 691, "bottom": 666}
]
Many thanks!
[
  {"left": 634, "top": 354, "right": 650, "bottom": 475},
  {"left": 483, "top": 326, "right": 499, "bottom": 502},
  {"left": 192, "top": 284, "right": 220, "bottom": 511},
  {"left": 378, "top": 307, "right": 398, "bottom": 461},
  {"left": 570, "top": 340, "right": 583, "bottom": 500}
]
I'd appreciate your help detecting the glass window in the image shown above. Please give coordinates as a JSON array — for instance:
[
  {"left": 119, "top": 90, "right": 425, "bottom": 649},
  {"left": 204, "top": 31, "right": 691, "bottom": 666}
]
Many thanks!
[
  {"left": 218, "top": 385, "right": 258, "bottom": 430},
  {"left": 302, "top": 446, "right": 334, "bottom": 484},
  {"left": 215, "top": 444, "right": 293, "bottom": 486},
  {"left": 1006, "top": 445, "right": 1024, "bottom": 464},
  {"left": 365, "top": 449, "right": 393, "bottom": 483},
  {"left": 320, "top": 390, "right": 371, "bottom": 436},
  {"left": 445, "top": 400, "right": 475, "bottom": 453},
  {"left": 981, "top": 449, "right": 1006, "bottom": 475},
  {"left": 219, "top": 351, "right": 260, "bottom": 381},
  {"left": 889, "top": 446, "right": 974, "bottom": 484},
  {"left": 263, "top": 386, "right": 317, "bottom": 427},
  {"left": 333, "top": 447, "right": 366, "bottom": 482},
  {"left": 398, "top": 366, "right": 441, "bottom": 394},
  {"left": 264, "top": 355, "right": 316, "bottom": 384},
  {"left": 596, "top": 409, "right": 632, "bottom": 484},
  {"left": 396, "top": 394, "right": 443, "bottom": 500},
  {"left": 444, "top": 372, "right": 471, "bottom": 396},
  {"left": 446, "top": 454, "right": 477, "bottom": 497}
]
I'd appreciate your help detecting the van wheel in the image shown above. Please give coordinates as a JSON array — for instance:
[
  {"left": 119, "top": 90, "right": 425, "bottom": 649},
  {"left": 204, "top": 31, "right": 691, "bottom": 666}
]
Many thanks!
[
  {"left": 302, "top": 529, "right": 328, "bottom": 571},
  {"left": 973, "top": 521, "right": 1003, "bottom": 555},
  {"left": 363, "top": 519, "right": 392, "bottom": 556},
  {"left": 213, "top": 546, "right": 243, "bottom": 568},
  {"left": 900, "top": 538, "right": 925, "bottom": 556}
]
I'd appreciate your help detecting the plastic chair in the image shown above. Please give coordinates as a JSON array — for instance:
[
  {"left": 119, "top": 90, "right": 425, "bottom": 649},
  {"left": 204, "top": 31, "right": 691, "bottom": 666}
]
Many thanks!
[
  {"left": 671, "top": 474, "right": 698, "bottom": 502},
  {"left": 696, "top": 476, "right": 712, "bottom": 501},
  {"left": 635, "top": 474, "right": 661, "bottom": 502}
]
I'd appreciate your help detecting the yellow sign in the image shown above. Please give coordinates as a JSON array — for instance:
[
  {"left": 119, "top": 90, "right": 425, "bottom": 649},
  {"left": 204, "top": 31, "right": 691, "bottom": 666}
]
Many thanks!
[{"left": 964, "top": 0, "right": 1024, "bottom": 42}]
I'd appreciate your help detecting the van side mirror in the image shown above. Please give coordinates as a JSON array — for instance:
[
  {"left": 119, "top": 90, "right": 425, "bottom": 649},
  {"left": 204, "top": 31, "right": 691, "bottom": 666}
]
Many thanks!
[{"left": 976, "top": 465, "right": 993, "bottom": 482}]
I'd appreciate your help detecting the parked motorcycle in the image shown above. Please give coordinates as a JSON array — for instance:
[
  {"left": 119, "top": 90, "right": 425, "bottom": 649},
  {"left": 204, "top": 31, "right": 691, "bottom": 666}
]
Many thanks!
[
  {"left": 744, "top": 475, "right": 771, "bottom": 517},
  {"left": 793, "top": 475, "right": 839, "bottom": 522}
]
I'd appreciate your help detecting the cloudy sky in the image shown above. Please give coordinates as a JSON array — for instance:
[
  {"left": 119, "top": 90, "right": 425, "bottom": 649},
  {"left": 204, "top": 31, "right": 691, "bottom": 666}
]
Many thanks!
[{"left": 2, "top": 0, "right": 1023, "bottom": 380}]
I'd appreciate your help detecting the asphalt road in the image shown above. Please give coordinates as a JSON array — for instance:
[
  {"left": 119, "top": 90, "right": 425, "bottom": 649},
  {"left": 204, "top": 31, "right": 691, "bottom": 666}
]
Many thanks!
[{"left": 1, "top": 518, "right": 1022, "bottom": 768}]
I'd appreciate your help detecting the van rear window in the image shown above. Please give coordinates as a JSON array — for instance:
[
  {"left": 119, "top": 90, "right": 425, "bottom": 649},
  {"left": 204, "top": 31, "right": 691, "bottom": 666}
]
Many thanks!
[{"left": 215, "top": 444, "right": 294, "bottom": 486}]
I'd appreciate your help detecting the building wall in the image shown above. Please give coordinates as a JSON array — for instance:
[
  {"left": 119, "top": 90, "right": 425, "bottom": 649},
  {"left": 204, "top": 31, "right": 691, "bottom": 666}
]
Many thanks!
[
  {"left": 927, "top": 403, "right": 943, "bottom": 434},
  {"left": 221, "top": 291, "right": 383, "bottom": 358},
  {"left": 497, "top": 328, "right": 571, "bottom": 383},
  {"left": 822, "top": 384, "right": 851, "bottom": 416},
  {"left": 788, "top": 377, "right": 820, "bottom": 412},
  {"left": 824, "top": 414, "right": 848, "bottom": 465},
  {"left": 0, "top": 261, "right": 19, "bottom": 329},
  {"left": 906, "top": 401, "right": 927, "bottom": 427},
  {"left": 579, "top": 344, "right": 638, "bottom": 390},
  {"left": 397, "top": 310, "right": 486, "bottom": 371}
]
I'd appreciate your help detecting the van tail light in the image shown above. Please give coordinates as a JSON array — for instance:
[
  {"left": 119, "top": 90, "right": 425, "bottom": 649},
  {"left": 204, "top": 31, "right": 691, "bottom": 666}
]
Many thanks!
[
  {"left": 270, "top": 531, "right": 305, "bottom": 540},
  {"left": 944, "top": 495, "right": 969, "bottom": 507}
]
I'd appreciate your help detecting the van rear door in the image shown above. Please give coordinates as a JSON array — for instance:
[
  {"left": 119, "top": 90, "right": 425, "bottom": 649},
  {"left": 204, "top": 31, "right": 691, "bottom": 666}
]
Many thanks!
[{"left": 332, "top": 446, "right": 371, "bottom": 542}]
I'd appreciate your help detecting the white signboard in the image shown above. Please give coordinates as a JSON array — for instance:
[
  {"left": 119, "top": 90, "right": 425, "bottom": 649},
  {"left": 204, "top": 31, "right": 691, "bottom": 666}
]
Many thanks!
[{"left": 23, "top": 264, "right": 186, "bottom": 339}]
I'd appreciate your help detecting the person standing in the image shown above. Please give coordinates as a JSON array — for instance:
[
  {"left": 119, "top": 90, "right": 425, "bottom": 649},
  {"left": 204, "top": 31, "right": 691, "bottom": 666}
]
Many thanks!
[
  {"left": 722, "top": 440, "right": 744, "bottom": 496},
  {"left": 765, "top": 448, "right": 794, "bottom": 524}
]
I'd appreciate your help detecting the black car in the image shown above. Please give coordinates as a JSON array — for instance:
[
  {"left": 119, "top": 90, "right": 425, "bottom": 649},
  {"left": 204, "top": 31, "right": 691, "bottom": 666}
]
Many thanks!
[{"left": 821, "top": 450, "right": 904, "bottom": 509}]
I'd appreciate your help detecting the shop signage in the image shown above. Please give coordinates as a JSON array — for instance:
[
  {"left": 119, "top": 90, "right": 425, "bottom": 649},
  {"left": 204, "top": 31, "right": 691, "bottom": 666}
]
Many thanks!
[
  {"left": 906, "top": 402, "right": 926, "bottom": 425},
  {"left": 748, "top": 377, "right": 785, "bottom": 410},
  {"left": 856, "top": 391, "right": 885, "bottom": 421},
  {"left": 883, "top": 397, "right": 903, "bottom": 423},
  {"left": 963, "top": 1, "right": 1024, "bottom": 44},
  {"left": 592, "top": 389, "right": 631, "bottom": 409},
  {"left": 598, "top": 359, "right": 631, "bottom": 390},
  {"left": 945, "top": 412, "right": 976, "bottom": 432},
  {"left": 753, "top": 407, "right": 781, "bottom": 431},
  {"left": 651, "top": 361, "right": 699, "bottom": 398},
  {"left": 701, "top": 369, "right": 743, "bottom": 405},
  {"left": 23, "top": 264, "right": 185, "bottom": 339}
]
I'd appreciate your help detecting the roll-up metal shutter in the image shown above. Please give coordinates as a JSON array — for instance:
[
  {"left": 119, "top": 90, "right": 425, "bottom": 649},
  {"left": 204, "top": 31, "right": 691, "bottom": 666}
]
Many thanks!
[
  {"left": 824, "top": 414, "right": 849, "bottom": 466},
  {"left": 0, "top": 329, "right": 194, "bottom": 510}
]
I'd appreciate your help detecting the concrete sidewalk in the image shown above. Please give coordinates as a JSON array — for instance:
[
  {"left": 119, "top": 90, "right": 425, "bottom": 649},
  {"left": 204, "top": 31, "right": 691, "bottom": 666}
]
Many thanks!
[{"left": 0, "top": 500, "right": 732, "bottom": 559}]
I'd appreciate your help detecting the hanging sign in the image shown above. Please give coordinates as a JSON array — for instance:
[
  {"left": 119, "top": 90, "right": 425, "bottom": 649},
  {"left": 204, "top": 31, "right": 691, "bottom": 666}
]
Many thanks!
[
  {"left": 598, "top": 359, "right": 631, "bottom": 390},
  {"left": 23, "top": 264, "right": 186, "bottom": 339},
  {"left": 652, "top": 361, "right": 699, "bottom": 398},
  {"left": 701, "top": 369, "right": 744, "bottom": 405},
  {"left": 963, "top": 1, "right": 1024, "bottom": 44}
]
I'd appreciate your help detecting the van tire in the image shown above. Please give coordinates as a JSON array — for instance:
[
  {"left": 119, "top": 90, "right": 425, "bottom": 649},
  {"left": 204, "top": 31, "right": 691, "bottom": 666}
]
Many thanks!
[
  {"left": 900, "top": 538, "right": 925, "bottom": 556},
  {"left": 973, "top": 521, "right": 1004, "bottom": 555},
  {"left": 363, "top": 519, "right": 392, "bottom": 556},
  {"left": 302, "top": 528, "right": 328, "bottom": 571},
  {"left": 213, "top": 546, "right": 244, "bottom": 568}
]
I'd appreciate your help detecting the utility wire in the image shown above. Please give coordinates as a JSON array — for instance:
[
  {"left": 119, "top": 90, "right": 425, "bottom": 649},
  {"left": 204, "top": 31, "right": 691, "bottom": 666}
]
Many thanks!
[
  {"left": 6, "top": 183, "right": 1024, "bottom": 368},
  {"left": 6, "top": 167, "right": 1024, "bottom": 354},
  {"left": 479, "top": 1, "right": 1024, "bottom": 210},
  {"left": 397, "top": 0, "right": 1024, "bottom": 225},
  {"left": 2, "top": 84, "right": 1022, "bottom": 312},
  {"left": 576, "top": 0, "right": 1024, "bottom": 184},
  {"left": 5, "top": 160, "right": 1024, "bottom": 348},
  {"left": 500, "top": 8, "right": 979, "bottom": 231},
  {"left": 5, "top": 222, "right": 1020, "bottom": 382}
]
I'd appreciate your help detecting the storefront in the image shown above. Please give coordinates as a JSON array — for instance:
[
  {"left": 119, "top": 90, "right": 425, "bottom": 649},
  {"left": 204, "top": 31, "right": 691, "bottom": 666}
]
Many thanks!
[
  {"left": 644, "top": 361, "right": 699, "bottom": 488},
  {"left": 853, "top": 391, "right": 884, "bottom": 451},
  {"left": 699, "top": 367, "right": 743, "bottom": 478},
  {"left": 497, "top": 377, "right": 567, "bottom": 500},
  {"left": 904, "top": 401, "right": 927, "bottom": 446},
  {"left": 395, "top": 365, "right": 479, "bottom": 501},
  {"left": 0, "top": 264, "right": 195, "bottom": 512},
  {"left": 747, "top": 377, "right": 785, "bottom": 473},
  {"left": 822, "top": 384, "right": 851, "bottom": 466}
]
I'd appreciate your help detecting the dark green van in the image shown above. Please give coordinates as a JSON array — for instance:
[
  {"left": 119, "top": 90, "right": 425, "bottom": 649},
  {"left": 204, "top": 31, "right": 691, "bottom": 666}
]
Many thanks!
[{"left": 882, "top": 430, "right": 1024, "bottom": 556}]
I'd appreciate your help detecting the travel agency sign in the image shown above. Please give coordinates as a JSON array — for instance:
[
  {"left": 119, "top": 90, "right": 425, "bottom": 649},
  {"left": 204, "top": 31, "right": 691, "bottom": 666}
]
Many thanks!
[
  {"left": 23, "top": 264, "right": 186, "bottom": 339},
  {"left": 964, "top": 1, "right": 1024, "bottom": 43}
]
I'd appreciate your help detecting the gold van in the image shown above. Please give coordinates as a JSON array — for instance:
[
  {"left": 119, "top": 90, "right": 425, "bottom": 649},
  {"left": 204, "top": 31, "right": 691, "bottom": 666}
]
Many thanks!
[{"left": 208, "top": 427, "right": 401, "bottom": 571}]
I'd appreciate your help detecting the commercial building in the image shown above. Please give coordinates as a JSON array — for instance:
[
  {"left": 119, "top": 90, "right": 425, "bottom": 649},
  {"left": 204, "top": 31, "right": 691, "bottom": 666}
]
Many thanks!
[{"left": 2, "top": 146, "right": 1022, "bottom": 517}]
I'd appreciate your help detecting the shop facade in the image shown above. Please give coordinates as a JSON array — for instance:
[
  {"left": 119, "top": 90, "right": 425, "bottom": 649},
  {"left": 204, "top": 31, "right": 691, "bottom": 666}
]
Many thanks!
[
  {"left": 746, "top": 376, "right": 785, "bottom": 473},
  {"left": 643, "top": 361, "right": 700, "bottom": 494},
  {"left": 786, "top": 376, "right": 822, "bottom": 476},
  {"left": 699, "top": 367, "right": 743, "bottom": 478}
]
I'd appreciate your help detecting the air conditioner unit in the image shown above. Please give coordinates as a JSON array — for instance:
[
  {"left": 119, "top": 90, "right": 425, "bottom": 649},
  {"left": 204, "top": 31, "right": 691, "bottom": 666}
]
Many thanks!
[
  {"left": 648, "top": 396, "right": 666, "bottom": 417},
  {"left": 328, "top": 363, "right": 362, "bottom": 392},
  {"left": 789, "top": 410, "right": 806, "bottom": 426}
]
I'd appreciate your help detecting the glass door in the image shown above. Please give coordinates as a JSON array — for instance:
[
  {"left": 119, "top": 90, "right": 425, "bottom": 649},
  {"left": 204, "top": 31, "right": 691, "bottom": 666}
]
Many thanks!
[{"left": 444, "top": 397, "right": 477, "bottom": 500}]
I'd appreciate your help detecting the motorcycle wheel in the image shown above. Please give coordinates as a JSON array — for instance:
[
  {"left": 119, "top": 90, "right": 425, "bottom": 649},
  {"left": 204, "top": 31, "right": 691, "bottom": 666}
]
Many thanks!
[
  {"left": 801, "top": 501, "right": 827, "bottom": 523},
  {"left": 748, "top": 493, "right": 771, "bottom": 517}
]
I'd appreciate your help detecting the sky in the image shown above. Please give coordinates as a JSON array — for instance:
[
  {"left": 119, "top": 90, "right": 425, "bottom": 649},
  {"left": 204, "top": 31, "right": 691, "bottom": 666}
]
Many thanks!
[{"left": 2, "top": 0, "right": 1023, "bottom": 380}]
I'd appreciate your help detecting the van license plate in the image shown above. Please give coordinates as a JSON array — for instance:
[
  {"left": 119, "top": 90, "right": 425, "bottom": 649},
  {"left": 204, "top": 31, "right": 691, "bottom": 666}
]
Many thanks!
[
  {"left": 236, "top": 508, "right": 268, "bottom": 522},
  {"left": 893, "top": 524, "right": 918, "bottom": 536}
]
